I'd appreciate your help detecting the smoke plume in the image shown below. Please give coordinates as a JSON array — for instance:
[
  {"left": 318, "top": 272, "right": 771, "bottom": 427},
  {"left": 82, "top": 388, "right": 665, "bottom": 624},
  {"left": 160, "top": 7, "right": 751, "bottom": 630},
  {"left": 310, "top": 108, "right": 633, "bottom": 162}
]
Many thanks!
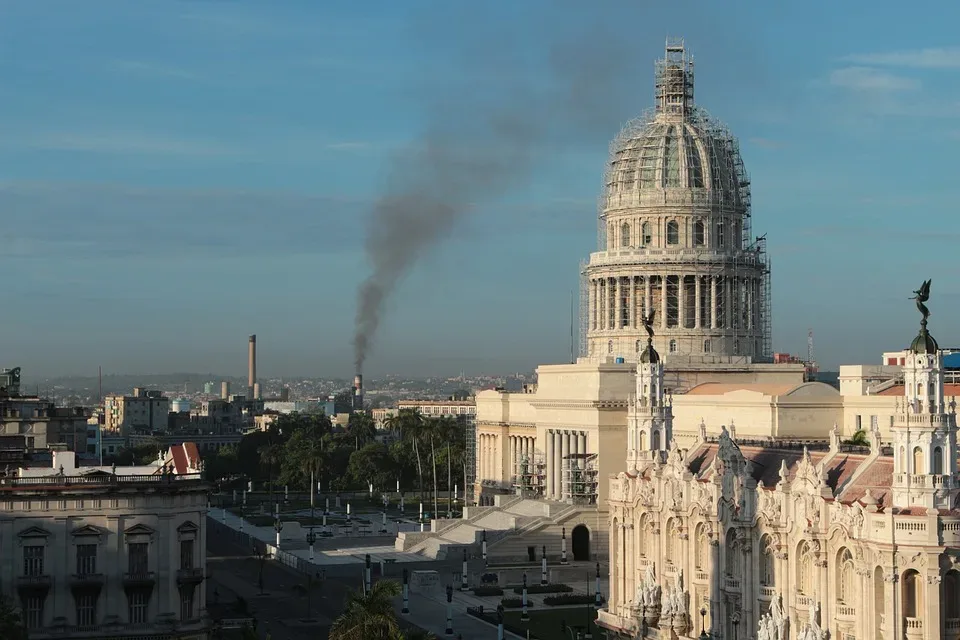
[{"left": 353, "top": 5, "right": 645, "bottom": 373}]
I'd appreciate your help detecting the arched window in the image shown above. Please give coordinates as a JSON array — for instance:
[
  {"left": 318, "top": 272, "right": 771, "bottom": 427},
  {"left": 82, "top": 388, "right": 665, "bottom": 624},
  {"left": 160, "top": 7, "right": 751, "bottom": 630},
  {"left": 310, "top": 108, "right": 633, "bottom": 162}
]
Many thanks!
[
  {"left": 900, "top": 447, "right": 906, "bottom": 473},
  {"left": 652, "top": 430, "right": 661, "bottom": 450},
  {"left": 664, "top": 518, "right": 676, "bottom": 565},
  {"left": 913, "top": 447, "right": 923, "bottom": 474},
  {"left": 621, "top": 223, "right": 631, "bottom": 247},
  {"left": 669, "top": 339, "right": 677, "bottom": 353},
  {"left": 797, "top": 541, "right": 813, "bottom": 595},
  {"left": 934, "top": 446, "right": 944, "bottom": 474},
  {"left": 638, "top": 516, "right": 650, "bottom": 558},
  {"left": 694, "top": 220, "right": 705, "bottom": 246},
  {"left": 667, "top": 220, "right": 679, "bottom": 245},
  {"left": 725, "top": 529, "right": 739, "bottom": 578},
  {"left": 837, "top": 548, "right": 855, "bottom": 604},
  {"left": 902, "top": 570, "right": 922, "bottom": 618},
  {"left": 641, "top": 222, "right": 652, "bottom": 246},
  {"left": 608, "top": 340, "right": 614, "bottom": 354},
  {"left": 640, "top": 430, "right": 647, "bottom": 450},
  {"left": 759, "top": 534, "right": 775, "bottom": 586},
  {"left": 695, "top": 524, "right": 709, "bottom": 570},
  {"left": 704, "top": 339, "right": 711, "bottom": 353}
]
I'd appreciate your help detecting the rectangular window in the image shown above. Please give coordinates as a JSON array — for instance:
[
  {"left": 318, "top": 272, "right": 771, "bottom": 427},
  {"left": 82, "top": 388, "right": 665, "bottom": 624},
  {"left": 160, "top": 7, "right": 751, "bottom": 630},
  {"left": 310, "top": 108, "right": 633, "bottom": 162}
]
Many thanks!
[
  {"left": 855, "top": 415, "right": 862, "bottom": 430},
  {"left": 180, "top": 540, "right": 194, "bottom": 570},
  {"left": 75, "top": 592, "right": 97, "bottom": 627},
  {"left": 24, "top": 545, "right": 44, "bottom": 576},
  {"left": 180, "top": 588, "right": 194, "bottom": 621},
  {"left": 128, "top": 543, "right": 149, "bottom": 575},
  {"left": 870, "top": 415, "right": 878, "bottom": 430},
  {"left": 128, "top": 590, "right": 149, "bottom": 624},
  {"left": 76, "top": 544, "right": 97, "bottom": 575},
  {"left": 24, "top": 595, "right": 43, "bottom": 629}
]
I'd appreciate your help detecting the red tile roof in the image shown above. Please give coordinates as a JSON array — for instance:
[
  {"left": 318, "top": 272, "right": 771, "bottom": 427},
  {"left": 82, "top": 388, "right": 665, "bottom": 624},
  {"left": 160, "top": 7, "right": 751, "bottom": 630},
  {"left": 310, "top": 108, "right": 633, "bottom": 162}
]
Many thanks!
[
  {"left": 168, "top": 442, "right": 201, "bottom": 475},
  {"left": 877, "top": 383, "right": 960, "bottom": 396}
]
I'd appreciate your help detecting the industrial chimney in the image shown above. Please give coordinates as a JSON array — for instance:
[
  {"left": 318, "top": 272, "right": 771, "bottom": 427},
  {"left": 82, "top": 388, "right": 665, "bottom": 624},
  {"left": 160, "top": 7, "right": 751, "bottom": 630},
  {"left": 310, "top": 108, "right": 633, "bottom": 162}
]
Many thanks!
[
  {"left": 247, "top": 335, "right": 257, "bottom": 400},
  {"left": 253, "top": 382, "right": 261, "bottom": 400},
  {"left": 353, "top": 374, "right": 363, "bottom": 411}
]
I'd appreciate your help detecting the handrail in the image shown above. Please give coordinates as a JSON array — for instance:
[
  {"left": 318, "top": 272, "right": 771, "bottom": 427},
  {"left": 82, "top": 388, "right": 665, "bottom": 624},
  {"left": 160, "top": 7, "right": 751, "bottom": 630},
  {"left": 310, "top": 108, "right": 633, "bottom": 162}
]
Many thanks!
[{"left": 0, "top": 473, "right": 204, "bottom": 487}]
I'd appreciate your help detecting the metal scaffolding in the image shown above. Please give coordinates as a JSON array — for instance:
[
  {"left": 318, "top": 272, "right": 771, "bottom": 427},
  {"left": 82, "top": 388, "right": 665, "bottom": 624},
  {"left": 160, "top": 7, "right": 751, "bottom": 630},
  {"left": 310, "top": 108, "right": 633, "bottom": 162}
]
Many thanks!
[
  {"left": 465, "top": 420, "right": 476, "bottom": 505},
  {"left": 512, "top": 451, "right": 546, "bottom": 498},
  {"left": 562, "top": 453, "right": 599, "bottom": 505}
]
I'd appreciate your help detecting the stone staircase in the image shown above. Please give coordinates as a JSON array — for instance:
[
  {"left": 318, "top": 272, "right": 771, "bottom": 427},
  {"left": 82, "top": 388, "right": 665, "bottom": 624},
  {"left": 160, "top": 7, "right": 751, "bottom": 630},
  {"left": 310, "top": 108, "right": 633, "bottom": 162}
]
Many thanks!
[{"left": 395, "top": 495, "right": 606, "bottom": 561}]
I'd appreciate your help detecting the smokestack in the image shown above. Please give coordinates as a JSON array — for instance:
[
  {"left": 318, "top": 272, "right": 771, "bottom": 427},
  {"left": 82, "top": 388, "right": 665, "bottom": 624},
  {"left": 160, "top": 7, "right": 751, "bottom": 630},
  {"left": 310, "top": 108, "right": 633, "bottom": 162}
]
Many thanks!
[
  {"left": 253, "top": 382, "right": 261, "bottom": 400},
  {"left": 220, "top": 381, "right": 230, "bottom": 400},
  {"left": 353, "top": 374, "right": 363, "bottom": 411},
  {"left": 248, "top": 335, "right": 257, "bottom": 400}
]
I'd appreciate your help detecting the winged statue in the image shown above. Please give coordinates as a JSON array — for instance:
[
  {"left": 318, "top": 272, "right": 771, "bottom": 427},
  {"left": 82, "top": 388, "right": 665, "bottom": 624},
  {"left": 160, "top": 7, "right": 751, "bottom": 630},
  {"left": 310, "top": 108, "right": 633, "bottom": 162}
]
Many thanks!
[
  {"left": 912, "top": 279, "right": 931, "bottom": 321},
  {"left": 641, "top": 309, "right": 656, "bottom": 339}
]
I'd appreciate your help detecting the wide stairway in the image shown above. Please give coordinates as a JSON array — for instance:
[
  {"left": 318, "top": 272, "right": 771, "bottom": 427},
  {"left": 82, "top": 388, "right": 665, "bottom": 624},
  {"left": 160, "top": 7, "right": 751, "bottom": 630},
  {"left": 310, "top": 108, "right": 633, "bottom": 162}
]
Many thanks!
[{"left": 395, "top": 495, "right": 578, "bottom": 560}]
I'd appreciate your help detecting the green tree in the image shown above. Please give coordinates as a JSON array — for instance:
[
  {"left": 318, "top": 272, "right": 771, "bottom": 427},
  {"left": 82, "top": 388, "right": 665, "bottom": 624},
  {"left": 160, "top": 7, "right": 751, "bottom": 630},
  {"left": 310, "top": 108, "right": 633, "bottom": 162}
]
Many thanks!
[
  {"left": 843, "top": 430, "right": 870, "bottom": 446},
  {"left": 280, "top": 421, "right": 329, "bottom": 508},
  {"left": 329, "top": 580, "right": 402, "bottom": 640},
  {"left": 347, "top": 443, "right": 396, "bottom": 490},
  {"left": 347, "top": 412, "right": 377, "bottom": 450},
  {"left": 258, "top": 442, "right": 283, "bottom": 504},
  {"left": 394, "top": 410, "right": 426, "bottom": 502},
  {"left": 204, "top": 443, "right": 239, "bottom": 481},
  {"left": 0, "top": 596, "right": 27, "bottom": 640}
]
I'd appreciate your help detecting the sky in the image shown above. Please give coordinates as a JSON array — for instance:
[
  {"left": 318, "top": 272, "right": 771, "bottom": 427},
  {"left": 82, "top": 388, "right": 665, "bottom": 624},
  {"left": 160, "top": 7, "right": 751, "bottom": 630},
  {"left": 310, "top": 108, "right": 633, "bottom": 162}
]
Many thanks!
[{"left": 1, "top": 0, "right": 959, "bottom": 378}]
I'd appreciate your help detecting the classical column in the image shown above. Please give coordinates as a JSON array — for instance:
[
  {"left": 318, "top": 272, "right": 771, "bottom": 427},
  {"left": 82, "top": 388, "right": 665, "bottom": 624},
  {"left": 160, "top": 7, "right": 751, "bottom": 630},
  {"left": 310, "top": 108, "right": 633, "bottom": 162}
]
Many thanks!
[
  {"left": 589, "top": 280, "right": 596, "bottom": 330},
  {"left": 553, "top": 431, "right": 563, "bottom": 500},
  {"left": 546, "top": 431, "right": 555, "bottom": 497},
  {"left": 579, "top": 432, "right": 587, "bottom": 457},
  {"left": 747, "top": 278, "right": 754, "bottom": 330},
  {"left": 695, "top": 276, "right": 702, "bottom": 329},
  {"left": 509, "top": 437, "right": 516, "bottom": 482},
  {"left": 560, "top": 431, "right": 570, "bottom": 500},
  {"left": 615, "top": 277, "right": 622, "bottom": 329},
  {"left": 678, "top": 275, "right": 686, "bottom": 330},
  {"left": 644, "top": 276, "right": 652, "bottom": 319},
  {"left": 660, "top": 274, "right": 668, "bottom": 329},
  {"left": 628, "top": 277, "right": 635, "bottom": 328},
  {"left": 710, "top": 276, "right": 718, "bottom": 329}
]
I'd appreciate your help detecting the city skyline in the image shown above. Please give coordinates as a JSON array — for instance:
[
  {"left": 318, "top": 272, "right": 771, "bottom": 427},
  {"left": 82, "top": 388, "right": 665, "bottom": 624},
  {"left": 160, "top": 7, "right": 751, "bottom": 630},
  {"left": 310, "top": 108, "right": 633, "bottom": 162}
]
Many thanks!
[{"left": 2, "top": 0, "right": 959, "bottom": 377}]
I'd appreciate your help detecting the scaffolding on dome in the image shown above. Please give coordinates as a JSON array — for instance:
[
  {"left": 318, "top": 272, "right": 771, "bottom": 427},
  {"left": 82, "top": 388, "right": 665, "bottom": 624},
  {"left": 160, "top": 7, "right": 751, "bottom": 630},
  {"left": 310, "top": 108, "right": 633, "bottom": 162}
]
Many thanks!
[
  {"left": 562, "top": 453, "right": 599, "bottom": 505},
  {"left": 578, "top": 260, "right": 590, "bottom": 359},
  {"left": 512, "top": 451, "right": 546, "bottom": 498}
]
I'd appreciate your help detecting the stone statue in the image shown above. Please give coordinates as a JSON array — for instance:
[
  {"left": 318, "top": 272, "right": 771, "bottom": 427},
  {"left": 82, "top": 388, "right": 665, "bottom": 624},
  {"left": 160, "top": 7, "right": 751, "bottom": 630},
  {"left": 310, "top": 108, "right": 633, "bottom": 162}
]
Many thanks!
[
  {"left": 758, "top": 594, "right": 786, "bottom": 640},
  {"left": 661, "top": 569, "right": 688, "bottom": 617},
  {"left": 641, "top": 309, "right": 656, "bottom": 340},
  {"left": 635, "top": 563, "right": 661, "bottom": 608},
  {"left": 797, "top": 601, "right": 825, "bottom": 640},
  {"left": 912, "top": 279, "right": 931, "bottom": 321}
]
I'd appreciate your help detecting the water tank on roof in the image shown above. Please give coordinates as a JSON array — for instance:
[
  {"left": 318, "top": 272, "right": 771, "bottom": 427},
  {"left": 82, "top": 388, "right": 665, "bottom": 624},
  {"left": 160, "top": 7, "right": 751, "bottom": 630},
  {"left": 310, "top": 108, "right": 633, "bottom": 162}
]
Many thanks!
[
  {"left": 171, "top": 398, "right": 191, "bottom": 413},
  {"left": 615, "top": 357, "right": 625, "bottom": 364}
]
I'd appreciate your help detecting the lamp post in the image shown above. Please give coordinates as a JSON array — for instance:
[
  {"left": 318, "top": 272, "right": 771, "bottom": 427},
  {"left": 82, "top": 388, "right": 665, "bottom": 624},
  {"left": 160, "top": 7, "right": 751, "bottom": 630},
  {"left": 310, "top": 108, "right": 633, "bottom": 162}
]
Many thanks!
[
  {"left": 445, "top": 585, "right": 453, "bottom": 635},
  {"left": 731, "top": 611, "right": 741, "bottom": 640},
  {"left": 594, "top": 562, "right": 602, "bottom": 610},
  {"left": 561, "top": 527, "right": 568, "bottom": 564},
  {"left": 541, "top": 545, "right": 548, "bottom": 586},
  {"left": 274, "top": 515, "right": 283, "bottom": 550},
  {"left": 521, "top": 573, "right": 529, "bottom": 622},
  {"left": 461, "top": 549, "right": 469, "bottom": 591},
  {"left": 699, "top": 606, "right": 709, "bottom": 640},
  {"left": 306, "top": 527, "right": 316, "bottom": 562}
]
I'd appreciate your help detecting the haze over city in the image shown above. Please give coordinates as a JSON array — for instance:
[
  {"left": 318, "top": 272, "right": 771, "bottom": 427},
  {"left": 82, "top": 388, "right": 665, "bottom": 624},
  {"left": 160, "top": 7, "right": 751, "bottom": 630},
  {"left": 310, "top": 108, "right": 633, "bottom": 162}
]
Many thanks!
[{"left": 2, "top": 0, "right": 958, "bottom": 378}]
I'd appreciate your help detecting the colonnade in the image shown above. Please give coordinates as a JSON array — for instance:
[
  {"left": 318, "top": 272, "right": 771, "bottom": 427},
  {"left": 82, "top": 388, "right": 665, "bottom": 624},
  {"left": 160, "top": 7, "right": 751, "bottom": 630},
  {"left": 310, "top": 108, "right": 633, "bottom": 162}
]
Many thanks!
[
  {"left": 507, "top": 435, "right": 536, "bottom": 481},
  {"left": 478, "top": 433, "right": 499, "bottom": 482},
  {"left": 588, "top": 273, "right": 761, "bottom": 333},
  {"left": 546, "top": 429, "right": 588, "bottom": 500}
]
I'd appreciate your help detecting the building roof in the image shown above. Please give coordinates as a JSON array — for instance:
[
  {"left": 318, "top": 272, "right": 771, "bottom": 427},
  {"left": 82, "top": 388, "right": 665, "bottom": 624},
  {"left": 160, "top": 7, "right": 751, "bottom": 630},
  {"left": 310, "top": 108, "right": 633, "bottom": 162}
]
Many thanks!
[
  {"left": 683, "top": 381, "right": 838, "bottom": 397},
  {"left": 877, "top": 383, "right": 960, "bottom": 396},
  {"left": 168, "top": 442, "right": 201, "bottom": 475}
]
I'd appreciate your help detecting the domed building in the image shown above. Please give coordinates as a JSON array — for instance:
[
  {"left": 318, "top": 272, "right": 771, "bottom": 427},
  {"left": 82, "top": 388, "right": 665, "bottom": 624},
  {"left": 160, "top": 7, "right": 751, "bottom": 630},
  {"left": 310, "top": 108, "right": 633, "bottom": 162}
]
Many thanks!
[{"left": 582, "top": 39, "right": 770, "bottom": 364}]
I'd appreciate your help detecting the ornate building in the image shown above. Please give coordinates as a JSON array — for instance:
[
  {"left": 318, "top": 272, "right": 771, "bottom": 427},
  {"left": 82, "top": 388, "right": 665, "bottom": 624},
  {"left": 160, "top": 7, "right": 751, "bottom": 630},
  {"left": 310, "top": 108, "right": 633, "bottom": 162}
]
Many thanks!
[
  {"left": 583, "top": 39, "right": 770, "bottom": 363},
  {"left": 598, "top": 285, "right": 960, "bottom": 640}
]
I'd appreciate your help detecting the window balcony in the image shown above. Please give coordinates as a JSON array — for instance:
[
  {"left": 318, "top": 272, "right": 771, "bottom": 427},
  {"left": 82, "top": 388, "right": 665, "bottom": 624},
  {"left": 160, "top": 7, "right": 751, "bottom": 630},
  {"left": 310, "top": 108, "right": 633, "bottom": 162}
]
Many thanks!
[
  {"left": 16, "top": 574, "right": 52, "bottom": 589},
  {"left": 122, "top": 571, "right": 156, "bottom": 587},
  {"left": 69, "top": 573, "right": 106, "bottom": 588},
  {"left": 836, "top": 604, "right": 855, "bottom": 619},
  {"left": 176, "top": 568, "right": 205, "bottom": 585}
]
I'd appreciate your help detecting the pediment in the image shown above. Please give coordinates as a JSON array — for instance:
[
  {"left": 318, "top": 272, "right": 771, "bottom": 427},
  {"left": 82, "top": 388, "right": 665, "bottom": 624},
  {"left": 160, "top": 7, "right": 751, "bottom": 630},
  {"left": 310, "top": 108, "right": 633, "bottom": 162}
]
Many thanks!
[
  {"left": 123, "top": 523, "right": 155, "bottom": 536},
  {"left": 71, "top": 525, "right": 105, "bottom": 537},
  {"left": 79, "top": 469, "right": 113, "bottom": 477},
  {"left": 177, "top": 521, "right": 199, "bottom": 533},
  {"left": 17, "top": 526, "right": 51, "bottom": 538}
]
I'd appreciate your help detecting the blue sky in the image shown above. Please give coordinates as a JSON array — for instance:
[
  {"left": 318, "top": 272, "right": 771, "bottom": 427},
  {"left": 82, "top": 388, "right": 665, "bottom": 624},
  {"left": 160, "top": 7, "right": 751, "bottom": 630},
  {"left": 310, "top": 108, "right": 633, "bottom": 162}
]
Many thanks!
[{"left": 2, "top": 0, "right": 959, "bottom": 378}]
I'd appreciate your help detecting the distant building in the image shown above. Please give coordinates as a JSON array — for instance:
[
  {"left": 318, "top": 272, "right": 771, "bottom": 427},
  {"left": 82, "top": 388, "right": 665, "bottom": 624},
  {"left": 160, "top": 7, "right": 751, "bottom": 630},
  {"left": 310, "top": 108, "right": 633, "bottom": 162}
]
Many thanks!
[
  {"left": 397, "top": 398, "right": 477, "bottom": 425},
  {"left": 262, "top": 400, "right": 322, "bottom": 415},
  {"left": 0, "top": 368, "right": 90, "bottom": 452},
  {"left": 104, "top": 388, "right": 170, "bottom": 433},
  {"left": 203, "top": 382, "right": 215, "bottom": 395},
  {"left": 5, "top": 445, "right": 209, "bottom": 638}
]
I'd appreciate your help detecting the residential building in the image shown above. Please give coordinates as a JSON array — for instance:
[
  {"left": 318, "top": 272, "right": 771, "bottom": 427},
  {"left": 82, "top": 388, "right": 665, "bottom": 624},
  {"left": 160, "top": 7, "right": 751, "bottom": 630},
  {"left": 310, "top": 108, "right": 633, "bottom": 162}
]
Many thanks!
[{"left": 104, "top": 388, "right": 169, "bottom": 434}]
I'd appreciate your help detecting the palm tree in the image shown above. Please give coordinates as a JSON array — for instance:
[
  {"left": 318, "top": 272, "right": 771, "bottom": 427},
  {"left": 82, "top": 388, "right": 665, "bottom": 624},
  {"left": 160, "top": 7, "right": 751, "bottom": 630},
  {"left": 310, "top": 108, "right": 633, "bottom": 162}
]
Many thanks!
[
  {"left": 397, "top": 409, "right": 426, "bottom": 503},
  {"left": 425, "top": 418, "right": 441, "bottom": 518},
  {"left": 258, "top": 442, "right": 283, "bottom": 507},
  {"left": 436, "top": 417, "right": 463, "bottom": 517},
  {"left": 329, "top": 580, "right": 402, "bottom": 640},
  {"left": 843, "top": 429, "right": 870, "bottom": 447}
]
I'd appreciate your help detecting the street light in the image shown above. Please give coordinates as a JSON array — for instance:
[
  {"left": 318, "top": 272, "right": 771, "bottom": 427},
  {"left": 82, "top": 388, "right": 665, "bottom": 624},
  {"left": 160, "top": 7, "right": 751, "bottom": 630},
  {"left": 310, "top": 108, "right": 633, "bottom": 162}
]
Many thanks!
[
  {"left": 731, "top": 611, "right": 741, "bottom": 640},
  {"left": 306, "top": 503, "right": 317, "bottom": 561},
  {"left": 699, "top": 606, "right": 709, "bottom": 640}
]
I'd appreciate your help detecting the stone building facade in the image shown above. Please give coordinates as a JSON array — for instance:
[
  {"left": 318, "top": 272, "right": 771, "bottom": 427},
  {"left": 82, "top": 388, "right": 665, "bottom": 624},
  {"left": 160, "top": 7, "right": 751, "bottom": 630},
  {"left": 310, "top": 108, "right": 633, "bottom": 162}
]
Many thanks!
[{"left": 598, "top": 313, "right": 960, "bottom": 640}]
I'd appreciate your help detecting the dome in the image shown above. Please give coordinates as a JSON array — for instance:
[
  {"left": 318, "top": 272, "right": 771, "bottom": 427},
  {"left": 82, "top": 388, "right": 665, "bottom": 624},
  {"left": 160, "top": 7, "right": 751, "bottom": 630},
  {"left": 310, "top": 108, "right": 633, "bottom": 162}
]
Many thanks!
[
  {"left": 639, "top": 340, "right": 660, "bottom": 364},
  {"left": 605, "top": 116, "right": 746, "bottom": 207},
  {"left": 910, "top": 325, "right": 939, "bottom": 355}
]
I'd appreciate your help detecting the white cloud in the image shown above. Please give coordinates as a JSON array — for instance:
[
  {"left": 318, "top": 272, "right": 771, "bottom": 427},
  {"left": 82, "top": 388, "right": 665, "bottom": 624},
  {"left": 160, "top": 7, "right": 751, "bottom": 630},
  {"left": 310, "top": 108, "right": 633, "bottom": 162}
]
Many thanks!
[
  {"left": 26, "top": 132, "right": 239, "bottom": 157},
  {"left": 828, "top": 66, "right": 919, "bottom": 92},
  {"left": 842, "top": 47, "right": 960, "bottom": 69}
]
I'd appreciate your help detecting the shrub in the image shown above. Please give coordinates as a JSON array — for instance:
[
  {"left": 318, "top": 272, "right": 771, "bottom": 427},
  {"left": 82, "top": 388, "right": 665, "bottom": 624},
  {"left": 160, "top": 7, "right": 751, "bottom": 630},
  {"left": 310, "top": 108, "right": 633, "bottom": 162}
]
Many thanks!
[
  {"left": 543, "top": 593, "right": 602, "bottom": 606},
  {"left": 500, "top": 597, "right": 534, "bottom": 608},
  {"left": 472, "top": 586, "right": 504, "bottom": 596},
  {"left": 512, "top": 583, "right": 573, "bottom": 595}
]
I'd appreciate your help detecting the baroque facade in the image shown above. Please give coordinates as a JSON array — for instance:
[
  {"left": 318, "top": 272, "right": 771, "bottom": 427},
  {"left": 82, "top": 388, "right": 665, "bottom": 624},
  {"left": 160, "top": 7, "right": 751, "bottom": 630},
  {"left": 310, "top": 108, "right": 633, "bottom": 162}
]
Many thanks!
[{"left": 599, "top": 297, "right": 960, "bottom": 640}]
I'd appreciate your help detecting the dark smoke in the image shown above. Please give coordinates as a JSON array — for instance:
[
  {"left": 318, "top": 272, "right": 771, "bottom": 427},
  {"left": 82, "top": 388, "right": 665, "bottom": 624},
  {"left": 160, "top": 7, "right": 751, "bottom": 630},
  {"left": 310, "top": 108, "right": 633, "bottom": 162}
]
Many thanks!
[{"left": 352, "top": 5, "right": 657, "bottom": 372}]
